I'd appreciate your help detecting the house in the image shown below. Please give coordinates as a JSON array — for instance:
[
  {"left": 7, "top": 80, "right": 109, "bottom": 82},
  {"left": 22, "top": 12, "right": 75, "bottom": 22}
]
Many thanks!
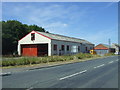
[
  {"left": 94, "top": 44, "right": 115, "bottom": 55},
  {"left": 18, "top": 30, "right": 94, "bottom": 56},
  {"left": 111, "top": 43, "right": 120, "bottom": 54}
]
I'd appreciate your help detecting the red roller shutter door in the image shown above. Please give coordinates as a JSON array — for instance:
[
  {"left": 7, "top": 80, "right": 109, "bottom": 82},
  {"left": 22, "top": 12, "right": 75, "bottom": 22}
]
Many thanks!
[{"left": 21, "top": 44, "right": 37, "bottom": 56}]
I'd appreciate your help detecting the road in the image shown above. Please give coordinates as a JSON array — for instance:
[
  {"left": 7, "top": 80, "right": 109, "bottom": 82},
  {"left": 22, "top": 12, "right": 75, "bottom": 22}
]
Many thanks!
[{"left": 2, "top": 56, "right": 119, "bottom": 88}]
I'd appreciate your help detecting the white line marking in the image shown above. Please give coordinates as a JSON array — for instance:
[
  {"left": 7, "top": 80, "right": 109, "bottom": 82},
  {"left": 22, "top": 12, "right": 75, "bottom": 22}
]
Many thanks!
[
  {"left": 108, "top": 61, "right": 114, "bottom": 64},
  {"left": 26, "top": 87, "right": 33, "bottom": 90},
  {"left": 94, "top": 66, "right": 97, "bottom": 69},
  {"left": 0, "top": 72, "right": 11, "bottom": 76},
  {"left": 59, "top": 70, "right": 87, "bottom": 80},
  {"left": 116, "top": 59, "right": 118, "bottom": 61},
  {"left": 94, "top": 64, "right": 105, "bottom": 69}
]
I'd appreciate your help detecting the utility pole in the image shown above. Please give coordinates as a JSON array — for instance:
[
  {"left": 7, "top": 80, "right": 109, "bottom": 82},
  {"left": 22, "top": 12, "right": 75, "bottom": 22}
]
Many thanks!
[{"left": 108, "top": 39, "right": 111, "bottom": 53}]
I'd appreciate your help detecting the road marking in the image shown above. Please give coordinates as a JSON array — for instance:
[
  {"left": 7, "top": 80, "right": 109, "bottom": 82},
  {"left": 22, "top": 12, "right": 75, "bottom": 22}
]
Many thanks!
[
  {"left": 94, "top": 64, "right": 105, "bottom": 69},
  {"left": 0, "top": 72, "right": 11, "bottom": 76},
  {"left": 26, "top": 87, "right": 33, "bottom": 90},
  {"left": 116, "top": 59, "right": 119, "bottom": 61},
  {"left": 108, "top": 61, "right": 114, "bottom": 64},
  {"left": 59, "top": 70, "right": 87, "bottom": 80}
]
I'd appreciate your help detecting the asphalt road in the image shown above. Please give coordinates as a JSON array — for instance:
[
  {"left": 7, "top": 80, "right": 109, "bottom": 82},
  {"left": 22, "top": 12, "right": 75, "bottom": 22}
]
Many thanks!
[{"left": 2, "top": 56, "right": 119, "bottom": 88}]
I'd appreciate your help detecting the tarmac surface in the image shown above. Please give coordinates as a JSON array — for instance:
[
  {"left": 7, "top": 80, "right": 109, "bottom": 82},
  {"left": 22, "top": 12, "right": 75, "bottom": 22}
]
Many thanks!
[{"left": 2, "top": 56, "right": 119, "bottom": 88}]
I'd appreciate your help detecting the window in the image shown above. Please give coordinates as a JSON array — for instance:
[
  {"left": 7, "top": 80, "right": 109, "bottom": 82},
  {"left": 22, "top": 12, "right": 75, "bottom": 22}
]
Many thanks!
[
  {"left": 78, "top": 46, "right": 80, "bottom": 51},
  {"left": 54, "top": 44, "right": 57, "bottom": 51},
  {"left": 31, "top": 33, "right": 35, "bottom": 41},
  {"left": 61, "top": 45, "right": 64, "bottom": 51},
  {"left": 90, "top": 47, "right": 93, "bottom": 50},
  {"left": 67, "top": 45, "right": 69, "bottom": 51},
  {"left": 71, "top": 45, "right": 77, "bottom": 53},
  {"left": 86, "top": 47, "right": 88, "bottom": 51}
]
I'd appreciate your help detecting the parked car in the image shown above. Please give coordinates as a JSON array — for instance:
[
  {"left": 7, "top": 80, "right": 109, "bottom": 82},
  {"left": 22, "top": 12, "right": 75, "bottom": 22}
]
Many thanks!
[{"left": 114, "top": 51, "right": 120, "bottom": 55}]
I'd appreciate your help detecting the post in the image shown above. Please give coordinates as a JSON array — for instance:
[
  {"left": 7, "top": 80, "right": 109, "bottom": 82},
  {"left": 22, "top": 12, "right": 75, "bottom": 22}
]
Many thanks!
[
  {"left": 48, "top": 43, "right": 51, "bottom": 56},
  {"left": 108, "top": 39, "right": 111, "bottom": 53},
  {"left": 18, "top": 43, "right": 21, "bottom": 55}
]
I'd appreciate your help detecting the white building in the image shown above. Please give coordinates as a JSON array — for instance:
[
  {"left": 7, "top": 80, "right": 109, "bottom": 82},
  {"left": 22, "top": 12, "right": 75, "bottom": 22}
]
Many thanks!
[
  {"left": 111, "top": 43, "right": 120, "bottom": 54},
  {"left": 18, "top": 30, "right": 94, "bottom": 56}
]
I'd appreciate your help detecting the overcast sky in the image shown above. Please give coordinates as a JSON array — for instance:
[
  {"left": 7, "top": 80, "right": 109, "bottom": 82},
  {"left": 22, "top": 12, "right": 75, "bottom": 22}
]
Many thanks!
[{"left": 2, "top": 2, "right": 118, "bottom": 45}]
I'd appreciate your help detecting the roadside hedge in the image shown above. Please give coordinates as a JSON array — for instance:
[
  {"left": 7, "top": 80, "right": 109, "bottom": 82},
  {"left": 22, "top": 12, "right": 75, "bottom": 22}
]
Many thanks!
[{"left": 2, "top": 53, "right": 100, "bottom": 67}]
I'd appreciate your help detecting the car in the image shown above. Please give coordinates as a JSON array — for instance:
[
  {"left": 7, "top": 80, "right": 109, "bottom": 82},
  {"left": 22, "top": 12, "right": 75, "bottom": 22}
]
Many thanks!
[{"left": 114, "top": 52, "right": 120, "bottom": 55}]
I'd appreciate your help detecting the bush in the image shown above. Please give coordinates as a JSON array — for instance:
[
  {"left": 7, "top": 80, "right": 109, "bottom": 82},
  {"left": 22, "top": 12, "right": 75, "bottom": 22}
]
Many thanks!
[
  {"left": 73, "top": 53, "right": 93, "bottom": 59},
  {"left": 2, "top": 53, "right": 99, "bottom": 67},
  {"left": 104, "top": 53, "right": 115, "bottom": 56}
]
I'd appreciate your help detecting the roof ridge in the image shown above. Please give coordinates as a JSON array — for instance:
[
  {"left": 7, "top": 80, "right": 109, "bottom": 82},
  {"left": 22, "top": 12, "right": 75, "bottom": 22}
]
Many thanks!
[
  {"left": 36, "top": 31, "right": 93, "bottom": 44},
  {"left": 38, "top": 31, "right": 86, "bottom": 41}
]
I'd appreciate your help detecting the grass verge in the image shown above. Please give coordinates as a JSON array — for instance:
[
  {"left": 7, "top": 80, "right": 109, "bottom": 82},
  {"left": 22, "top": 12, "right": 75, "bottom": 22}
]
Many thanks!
[{"left": 1, "top": 53, "right": 115, "bottom": 68}]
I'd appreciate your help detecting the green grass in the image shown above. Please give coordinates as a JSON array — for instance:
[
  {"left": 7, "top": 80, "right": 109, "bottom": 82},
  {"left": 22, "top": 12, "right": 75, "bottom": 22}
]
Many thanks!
[
  {"left": 1, "top": 53, "right": 104, "bottom": 67},
  {"left": 104, "top": 53, "right": 115, "bottom": 56}
]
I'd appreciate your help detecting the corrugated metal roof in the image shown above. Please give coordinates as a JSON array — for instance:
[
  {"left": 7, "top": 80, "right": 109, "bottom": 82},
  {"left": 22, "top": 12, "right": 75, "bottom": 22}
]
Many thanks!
[{"left": 37, "top": 31, "right": 93, "bottom": 45}]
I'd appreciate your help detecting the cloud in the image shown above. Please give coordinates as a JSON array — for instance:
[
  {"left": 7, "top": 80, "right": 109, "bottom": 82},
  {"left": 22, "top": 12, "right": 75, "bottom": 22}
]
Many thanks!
[
  {"left": 2, "top": 2, "right": 117, "bottom": 45},
  {"left": 63, "top": 23, "right": 68, "bottom": 27},
  {"left": 10, "top": 3, "right": 90, "bottom": 33},
  {"left": 80, "top": 25, "right": 118, "bottom": 45},
  {"left": 3, "top": 3, "right": 90, "bottom": 25}
]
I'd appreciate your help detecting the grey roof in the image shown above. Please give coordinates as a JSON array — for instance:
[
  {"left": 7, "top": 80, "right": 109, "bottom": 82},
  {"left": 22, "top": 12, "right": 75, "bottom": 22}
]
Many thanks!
[{"left": 37, "top": 31, "right": 94, "bottom": 45}]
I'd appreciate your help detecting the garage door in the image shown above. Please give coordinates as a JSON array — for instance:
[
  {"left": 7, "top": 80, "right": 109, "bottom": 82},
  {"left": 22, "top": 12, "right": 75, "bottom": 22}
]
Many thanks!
[
  {"left": 21, "top": 44, "right": 37, "bottom": 56},
  {"left": 38, "top": 44, "right": 48, "bottom": 56}
]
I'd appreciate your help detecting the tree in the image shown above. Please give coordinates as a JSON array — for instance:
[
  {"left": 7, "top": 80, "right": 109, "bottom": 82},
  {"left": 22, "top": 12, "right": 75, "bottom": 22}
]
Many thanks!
[
  {"left": 28, "top": 25, "right": 45, "bottom": 32},
  {"left": 2, "top": 20, "right": 48, "bottom": 55}
]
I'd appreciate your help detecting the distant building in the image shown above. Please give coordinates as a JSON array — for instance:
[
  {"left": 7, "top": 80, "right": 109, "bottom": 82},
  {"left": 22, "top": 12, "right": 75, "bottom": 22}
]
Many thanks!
[
  {"left": 18, "top": 30, "right": 94, "bottom": 56},
  {"left": 94, "top": 44, "right": 115, "bottom": 55},
  {"left": 111, "top": 43, "right": 120, "bottom": 54}
]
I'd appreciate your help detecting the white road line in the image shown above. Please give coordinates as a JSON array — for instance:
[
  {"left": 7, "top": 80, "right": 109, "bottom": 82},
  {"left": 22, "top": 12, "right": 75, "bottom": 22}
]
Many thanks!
[
  {"left": 0, "top": 72, "right": 11, "bottom": 76},
  {"left": 59, "top": 70, "right": 87, "bottom": 80},
  {"left": 116, "top": 59, "right": 119, "bottom": 61},
  {"left": 94, "top": 64, "right": 105, "bottom": 69},
  {"left": 108, "top": 61, "right": 114, "bottom": 64},
  {"left": 26, "top": 87, "right": 33, "bottom": 90},
  {"left": 94, "top": 66, "right": 97, "bottom": 69}
]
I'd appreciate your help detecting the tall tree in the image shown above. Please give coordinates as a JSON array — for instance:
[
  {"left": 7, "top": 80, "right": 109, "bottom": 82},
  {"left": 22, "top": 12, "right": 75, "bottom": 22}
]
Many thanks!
[
  {"left": 28, "top": 25, "right": 45, "bottom": 32},
  {"left": 2, "top": 20, "right": 48, "bottom": 55}
]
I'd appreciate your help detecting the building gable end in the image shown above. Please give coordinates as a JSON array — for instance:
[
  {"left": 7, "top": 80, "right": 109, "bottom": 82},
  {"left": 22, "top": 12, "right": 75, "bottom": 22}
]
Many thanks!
[
  {"left": 18, "top": 30, "right": 52, "bottom": 42},
  {"left": 94, "top": 44, "right": 109, "bottom": 50}
]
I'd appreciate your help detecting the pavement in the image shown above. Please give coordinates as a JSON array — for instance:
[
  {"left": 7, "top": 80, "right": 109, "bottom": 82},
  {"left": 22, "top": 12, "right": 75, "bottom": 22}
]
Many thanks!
[{"left": 2, "top": 56, "right": 119, "bottom": 88}]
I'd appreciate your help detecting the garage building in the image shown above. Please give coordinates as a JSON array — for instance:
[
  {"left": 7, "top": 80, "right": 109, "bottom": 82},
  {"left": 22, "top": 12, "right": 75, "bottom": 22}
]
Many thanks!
[
  {"left": 18, "top": 30, "right": 94, "bottom": 56},
  {"left": 94, "top": 44, "right": 115, "bottom": 55}
]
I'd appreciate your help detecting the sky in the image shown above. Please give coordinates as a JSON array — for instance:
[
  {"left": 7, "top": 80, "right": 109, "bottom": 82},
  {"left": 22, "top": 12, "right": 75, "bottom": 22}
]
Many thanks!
[{"left": 2, "top": 2, "right": 118, "bottom": 45}]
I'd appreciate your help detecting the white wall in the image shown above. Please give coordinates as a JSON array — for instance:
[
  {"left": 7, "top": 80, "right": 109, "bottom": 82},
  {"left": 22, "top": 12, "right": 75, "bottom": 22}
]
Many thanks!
[
  {"left": 51, "top": 40, "right": 94, "bottom": 55},
  {"left": 19, "top": 31, "right": 50, "bottom": 44},
  {"left": 18, "top": 31, "right": 94, "bottom": 56},
  {"left": 84, "top": 44, "right": 94, "bottom": 53},
  {"left": 95, "top": 49, "right": 109, "bottom": 55},
  {"left": 18, "top": 31, "right": 51, "bottom": 55}
]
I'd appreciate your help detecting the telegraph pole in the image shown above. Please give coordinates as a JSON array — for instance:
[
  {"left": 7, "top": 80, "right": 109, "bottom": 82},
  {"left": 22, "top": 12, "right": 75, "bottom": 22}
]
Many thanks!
[{"left": 108, "top": 39, "right": 111, "bottom": 53}]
